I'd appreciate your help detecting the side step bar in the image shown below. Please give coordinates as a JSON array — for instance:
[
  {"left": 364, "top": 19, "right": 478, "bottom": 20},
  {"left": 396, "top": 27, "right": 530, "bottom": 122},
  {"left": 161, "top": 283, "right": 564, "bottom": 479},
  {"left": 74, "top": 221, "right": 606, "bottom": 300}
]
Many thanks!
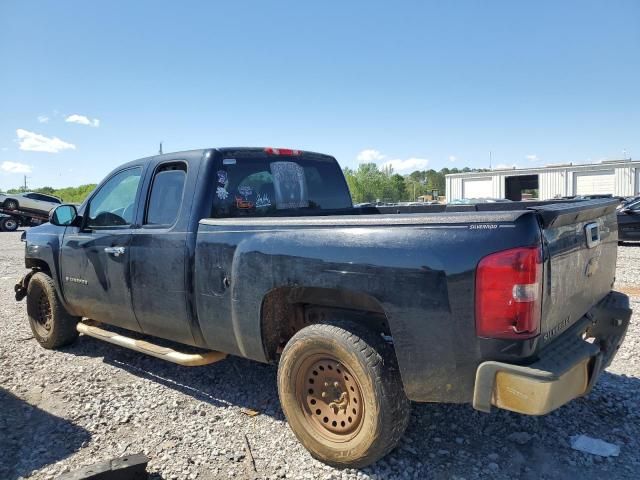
[{"left": 77, "top": 322, "right": 227, "bottom": 367}]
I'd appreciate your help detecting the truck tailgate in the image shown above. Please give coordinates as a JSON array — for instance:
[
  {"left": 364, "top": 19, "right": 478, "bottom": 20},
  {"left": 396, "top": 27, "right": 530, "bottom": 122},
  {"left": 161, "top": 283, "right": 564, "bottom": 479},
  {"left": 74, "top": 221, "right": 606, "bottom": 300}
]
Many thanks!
[{"left": 531, "top": 199, "right": 620, "bottom": 347}]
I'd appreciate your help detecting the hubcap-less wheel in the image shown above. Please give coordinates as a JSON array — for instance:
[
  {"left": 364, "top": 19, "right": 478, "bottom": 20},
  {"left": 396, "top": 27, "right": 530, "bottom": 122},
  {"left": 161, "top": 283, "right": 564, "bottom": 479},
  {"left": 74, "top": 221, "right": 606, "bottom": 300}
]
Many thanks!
[
  {"left": 33, "top": 291, "right": 53, "bottom": 337},
  {"left": 278, "top": 322, "right": 411, "bottom": 468},
  {"left": 3, "top": 218, "right": 18, "bottom": 231},
  {"left": 295, "top": 355, "right": 364, "bottom": 442},
  {"left": 26, "top": 272, "right": 79, "bottom": 349},
  {"left": 5, "top": 200, "right": 18, "bottom": 210}
]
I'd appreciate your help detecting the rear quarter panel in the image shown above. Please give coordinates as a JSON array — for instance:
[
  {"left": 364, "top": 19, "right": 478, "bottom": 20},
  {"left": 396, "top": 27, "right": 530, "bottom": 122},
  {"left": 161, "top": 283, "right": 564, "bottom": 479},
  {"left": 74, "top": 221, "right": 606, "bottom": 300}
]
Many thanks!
[{"left": 195, "top": 212, "right": 542, "bottom": 402}]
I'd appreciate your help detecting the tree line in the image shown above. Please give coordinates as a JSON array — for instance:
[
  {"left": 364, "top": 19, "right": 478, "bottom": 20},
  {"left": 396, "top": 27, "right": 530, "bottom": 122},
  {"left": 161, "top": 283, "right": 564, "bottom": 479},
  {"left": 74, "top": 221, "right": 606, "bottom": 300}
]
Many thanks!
[{"left": 343, "top": 163, "right": 489, "bottom": 204}]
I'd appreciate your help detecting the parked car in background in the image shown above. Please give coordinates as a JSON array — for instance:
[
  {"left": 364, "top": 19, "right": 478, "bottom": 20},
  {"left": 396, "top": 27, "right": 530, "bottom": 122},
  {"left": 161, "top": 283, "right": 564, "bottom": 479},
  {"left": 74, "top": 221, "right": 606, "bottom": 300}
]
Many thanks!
[
  {"left": 397, "top": 201, "right": 440, "bottom": 206},
  {"left": 0, "top": 192, "right": 62, "bottom": 214},
  {"left": 619, "top": 195, "right": 640, "bottom": 208},
  {"left": 618, "top": 198, "right": 640, "bottom": 242},
  {"left": 448, "top": 197, "right": 512, "bottom": 204},
  {"left": 563, "top": 194, "right": 626, "bottom": 203}
]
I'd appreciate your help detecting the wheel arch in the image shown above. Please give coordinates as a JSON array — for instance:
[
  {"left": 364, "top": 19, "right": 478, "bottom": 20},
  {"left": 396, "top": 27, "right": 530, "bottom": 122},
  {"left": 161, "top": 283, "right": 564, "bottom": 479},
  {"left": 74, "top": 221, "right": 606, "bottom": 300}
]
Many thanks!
[
  {"left": 25, "top": 258, "right": 52, "bottom": 276},
  {"left": 260, "top": 286, "right": 392, "bottom": 363}
]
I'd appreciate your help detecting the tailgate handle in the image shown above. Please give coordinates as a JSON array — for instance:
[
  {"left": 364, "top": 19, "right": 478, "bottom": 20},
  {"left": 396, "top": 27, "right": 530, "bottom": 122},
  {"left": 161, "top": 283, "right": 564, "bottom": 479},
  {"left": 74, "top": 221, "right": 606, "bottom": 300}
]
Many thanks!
[{"left": 585, "top": 223, "right": 600, "bottom": 249}]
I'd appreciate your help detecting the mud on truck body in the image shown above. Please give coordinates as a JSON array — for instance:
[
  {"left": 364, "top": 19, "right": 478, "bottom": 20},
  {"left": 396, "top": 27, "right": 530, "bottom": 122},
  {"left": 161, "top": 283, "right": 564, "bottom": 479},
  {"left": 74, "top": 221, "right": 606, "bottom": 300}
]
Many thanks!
[{"left": 16, "top": 147, "right": 631, "bottom": 467}]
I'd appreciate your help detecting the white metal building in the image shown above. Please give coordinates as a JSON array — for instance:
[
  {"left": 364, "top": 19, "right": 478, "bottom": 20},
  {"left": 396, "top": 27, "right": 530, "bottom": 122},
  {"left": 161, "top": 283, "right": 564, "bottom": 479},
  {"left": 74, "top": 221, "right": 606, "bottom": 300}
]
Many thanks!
[{"left": 445, "top": 159, "right": 640, "bottom": 202}]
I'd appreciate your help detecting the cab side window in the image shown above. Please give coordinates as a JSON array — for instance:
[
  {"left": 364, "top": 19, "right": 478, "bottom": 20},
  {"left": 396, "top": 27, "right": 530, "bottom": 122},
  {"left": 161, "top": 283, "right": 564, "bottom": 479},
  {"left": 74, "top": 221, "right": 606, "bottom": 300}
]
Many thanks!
[
  {"left": 86, "top": 168, "right": 142, "bottom": 228},
  {"left": 145, "top": 163, "right": 187, "bottom": 226}
]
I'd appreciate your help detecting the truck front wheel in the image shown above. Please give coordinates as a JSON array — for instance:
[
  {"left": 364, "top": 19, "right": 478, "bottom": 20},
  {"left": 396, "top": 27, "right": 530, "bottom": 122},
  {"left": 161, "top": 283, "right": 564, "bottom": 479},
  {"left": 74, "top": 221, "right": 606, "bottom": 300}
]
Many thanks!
[
  {"left": 26, "top": 272, "right": 79, "bottom": 349},
  {"left": 277, "top": 321, "right": 410, "bottom": 468},
  {"left": 1, "top": 217, "right": 19, "bottom": 232}
]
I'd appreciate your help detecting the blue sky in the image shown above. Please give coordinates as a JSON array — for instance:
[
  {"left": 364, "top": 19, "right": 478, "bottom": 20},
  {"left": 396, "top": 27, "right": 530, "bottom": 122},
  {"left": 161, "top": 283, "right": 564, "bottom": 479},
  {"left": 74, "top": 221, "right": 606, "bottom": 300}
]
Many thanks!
[{"left": 1, "top": 0, "right": 639, "bottom": 190}]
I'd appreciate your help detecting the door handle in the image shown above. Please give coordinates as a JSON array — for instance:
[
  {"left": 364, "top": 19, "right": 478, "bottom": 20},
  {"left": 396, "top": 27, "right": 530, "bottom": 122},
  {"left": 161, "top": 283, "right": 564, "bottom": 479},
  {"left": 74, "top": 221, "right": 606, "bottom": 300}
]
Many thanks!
[{"left": 104, "top": 246, "right": 126, "bottom": 257}]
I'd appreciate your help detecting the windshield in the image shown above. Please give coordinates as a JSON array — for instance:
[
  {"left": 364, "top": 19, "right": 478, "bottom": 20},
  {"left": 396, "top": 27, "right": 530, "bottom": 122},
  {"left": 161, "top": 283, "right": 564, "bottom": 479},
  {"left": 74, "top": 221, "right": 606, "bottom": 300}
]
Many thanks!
[{"left": 211, "top": 154, "right": 353, "bottom": 217}]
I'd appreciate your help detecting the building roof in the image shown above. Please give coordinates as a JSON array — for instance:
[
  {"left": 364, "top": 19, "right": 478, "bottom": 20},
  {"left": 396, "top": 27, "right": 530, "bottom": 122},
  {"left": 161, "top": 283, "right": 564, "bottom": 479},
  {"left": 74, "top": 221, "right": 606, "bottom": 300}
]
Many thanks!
[{"left": 445, "top": 159, "right": 639, "bottom": 178}]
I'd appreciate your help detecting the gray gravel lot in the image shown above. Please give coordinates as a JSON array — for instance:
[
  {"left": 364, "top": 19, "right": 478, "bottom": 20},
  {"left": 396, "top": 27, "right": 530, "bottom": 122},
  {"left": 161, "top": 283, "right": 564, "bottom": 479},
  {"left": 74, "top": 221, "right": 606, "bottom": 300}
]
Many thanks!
[{"left": 1, "top": 230, "right": 639, "bottom": 480}]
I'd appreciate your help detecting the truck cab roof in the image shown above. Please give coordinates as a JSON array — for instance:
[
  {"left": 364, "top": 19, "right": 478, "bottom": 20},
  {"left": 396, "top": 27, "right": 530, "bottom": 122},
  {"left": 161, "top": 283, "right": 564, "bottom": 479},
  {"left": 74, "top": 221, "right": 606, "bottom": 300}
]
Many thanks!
[{"left": 117, "top": 147, "right": 337, "bottom": 170}]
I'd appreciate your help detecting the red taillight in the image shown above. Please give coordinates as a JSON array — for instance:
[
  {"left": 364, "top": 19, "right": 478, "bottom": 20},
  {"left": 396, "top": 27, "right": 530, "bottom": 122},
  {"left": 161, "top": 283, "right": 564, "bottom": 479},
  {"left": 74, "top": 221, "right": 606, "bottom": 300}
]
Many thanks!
[
  {"left": 264, "top": 147, "right": 300, "bottom": 156},
  {"left": 475, "top": 246, "right": 542, "bottom": 340}
]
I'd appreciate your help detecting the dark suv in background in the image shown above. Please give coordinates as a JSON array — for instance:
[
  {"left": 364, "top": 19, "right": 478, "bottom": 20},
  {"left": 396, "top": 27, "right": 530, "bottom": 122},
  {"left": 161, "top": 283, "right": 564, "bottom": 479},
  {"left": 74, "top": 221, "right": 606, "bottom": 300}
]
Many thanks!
[{"left": 618, "top": 198, "right": 640, "bottom": 242}]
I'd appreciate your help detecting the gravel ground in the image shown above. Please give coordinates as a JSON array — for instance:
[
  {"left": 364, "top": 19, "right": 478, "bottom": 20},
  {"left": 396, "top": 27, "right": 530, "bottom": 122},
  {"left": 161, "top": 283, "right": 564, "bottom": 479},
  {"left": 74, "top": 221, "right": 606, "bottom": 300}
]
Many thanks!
[{"left": 1, "top": 230, "right": 639, "bottom": 480}]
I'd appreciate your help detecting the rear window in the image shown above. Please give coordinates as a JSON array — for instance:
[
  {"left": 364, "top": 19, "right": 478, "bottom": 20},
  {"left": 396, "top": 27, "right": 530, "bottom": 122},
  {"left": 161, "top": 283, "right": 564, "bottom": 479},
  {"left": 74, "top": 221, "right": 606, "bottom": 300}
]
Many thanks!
[
  {"left": 41, "top": 194, "right": 61, "bottom": 203},
  {"left": 212, "top": 154, "right": 352, "bottom": 217}
]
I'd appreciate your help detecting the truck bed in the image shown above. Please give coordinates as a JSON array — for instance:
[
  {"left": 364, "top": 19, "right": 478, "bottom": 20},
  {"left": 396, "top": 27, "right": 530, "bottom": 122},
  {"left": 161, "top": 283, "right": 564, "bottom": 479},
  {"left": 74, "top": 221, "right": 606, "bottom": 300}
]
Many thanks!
[{"left": 195, "top": 198, "right": 620, "bottom": 403}]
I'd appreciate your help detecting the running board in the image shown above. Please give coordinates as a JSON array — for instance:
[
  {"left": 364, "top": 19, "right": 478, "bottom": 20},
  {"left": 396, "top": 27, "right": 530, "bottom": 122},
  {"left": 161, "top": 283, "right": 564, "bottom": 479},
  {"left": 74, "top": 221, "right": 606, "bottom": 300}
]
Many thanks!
[{"left": 77, "top": 322, "right": 227, "bottom": 366}]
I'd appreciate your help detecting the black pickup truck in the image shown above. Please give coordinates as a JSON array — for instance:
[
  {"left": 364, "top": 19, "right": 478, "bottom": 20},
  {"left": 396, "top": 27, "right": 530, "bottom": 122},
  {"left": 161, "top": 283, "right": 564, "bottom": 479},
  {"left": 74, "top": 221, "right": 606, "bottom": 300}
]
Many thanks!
[{"left": 15, "top": 147, "right": 631, "bottom": 467}]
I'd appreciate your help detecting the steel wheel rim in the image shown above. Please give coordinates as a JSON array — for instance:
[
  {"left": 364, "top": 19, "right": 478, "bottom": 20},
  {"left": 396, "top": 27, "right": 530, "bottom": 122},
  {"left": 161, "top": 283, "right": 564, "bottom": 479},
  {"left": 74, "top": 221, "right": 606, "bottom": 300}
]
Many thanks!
[
  {"left": 34, "top": 290, "right": 53, "bottom": 336},
  {"left": 4, "top": 219, "right": 17, "bottom": 230},
  {"left": 294, "top": 354, "right": 365, "bottom": 442}
]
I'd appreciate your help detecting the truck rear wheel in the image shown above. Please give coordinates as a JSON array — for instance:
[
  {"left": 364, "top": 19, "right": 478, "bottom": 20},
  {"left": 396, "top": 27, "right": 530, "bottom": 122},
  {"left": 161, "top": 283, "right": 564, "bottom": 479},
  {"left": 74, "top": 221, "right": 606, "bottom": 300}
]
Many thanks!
[
  {"left": 26, "top": 272, "right": 79, "bottom": 349},
  {"left": 277, "top": 321, "right": 410, "bottom": 468}
]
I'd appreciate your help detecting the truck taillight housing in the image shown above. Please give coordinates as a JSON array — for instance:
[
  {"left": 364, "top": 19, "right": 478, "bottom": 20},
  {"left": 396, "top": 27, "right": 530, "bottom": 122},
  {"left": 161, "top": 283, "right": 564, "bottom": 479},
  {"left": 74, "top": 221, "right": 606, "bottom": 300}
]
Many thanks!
[{"left": 475, "top": 246, "right": 542, "bottom": 340}]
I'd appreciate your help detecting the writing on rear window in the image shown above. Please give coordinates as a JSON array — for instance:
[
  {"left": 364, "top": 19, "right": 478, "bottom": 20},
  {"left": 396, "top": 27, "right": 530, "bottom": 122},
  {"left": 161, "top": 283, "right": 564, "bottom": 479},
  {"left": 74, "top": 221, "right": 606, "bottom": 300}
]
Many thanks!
[{"left": 212, "top": 154, "right": 352, "bottom": 217}]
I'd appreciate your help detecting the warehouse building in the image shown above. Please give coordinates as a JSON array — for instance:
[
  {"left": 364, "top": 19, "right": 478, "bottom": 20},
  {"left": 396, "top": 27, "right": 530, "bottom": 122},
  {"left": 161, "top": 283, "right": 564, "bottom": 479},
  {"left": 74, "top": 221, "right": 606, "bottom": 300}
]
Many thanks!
[{"left": 445, "top": 159, "right": 640, "bottom": 202}]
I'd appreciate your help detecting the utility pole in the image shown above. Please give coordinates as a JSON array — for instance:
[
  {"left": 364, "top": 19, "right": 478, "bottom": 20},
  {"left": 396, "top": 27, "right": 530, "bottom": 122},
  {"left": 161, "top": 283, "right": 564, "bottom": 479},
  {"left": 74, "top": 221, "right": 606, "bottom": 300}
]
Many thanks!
[
  {"left": 23, "top": 175, "right": 28, "bottom": 191},
  {"left": 159, "top": 142, "right": 163, "bottom": 155},
  {"left": 489, "top": 151, "right": 492, "bottom": 170}
]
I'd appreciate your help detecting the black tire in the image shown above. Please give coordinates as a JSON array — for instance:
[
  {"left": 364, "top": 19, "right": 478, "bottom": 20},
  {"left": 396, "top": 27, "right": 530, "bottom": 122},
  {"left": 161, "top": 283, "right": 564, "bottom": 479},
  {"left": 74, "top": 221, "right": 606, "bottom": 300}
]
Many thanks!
[
  {"left": 4, "top": 199, "right": 18, "bottom": 210},
  {"left": 1, "top": 217, "right": 19, "bottom": 232},
  {"left": 26, "top": 272, "right": 79, "bottom": 349},
  {"left": 277, "top": 321, "right": 411, "bottom": 468}
]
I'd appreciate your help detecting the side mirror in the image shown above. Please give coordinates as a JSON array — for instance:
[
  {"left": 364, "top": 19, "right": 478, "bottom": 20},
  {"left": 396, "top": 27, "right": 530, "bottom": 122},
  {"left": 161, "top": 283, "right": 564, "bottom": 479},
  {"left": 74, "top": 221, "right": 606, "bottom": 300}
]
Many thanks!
[{"left": 49, "top": 204, "right": 78, "bottom": 226}]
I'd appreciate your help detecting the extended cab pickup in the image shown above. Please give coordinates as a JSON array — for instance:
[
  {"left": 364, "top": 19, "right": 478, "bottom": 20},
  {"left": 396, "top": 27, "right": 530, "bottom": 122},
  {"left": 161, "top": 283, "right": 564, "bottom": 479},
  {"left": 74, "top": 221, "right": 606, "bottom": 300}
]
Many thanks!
[{"left": 16, "top": 147, "right": 631, "bottom": 467}]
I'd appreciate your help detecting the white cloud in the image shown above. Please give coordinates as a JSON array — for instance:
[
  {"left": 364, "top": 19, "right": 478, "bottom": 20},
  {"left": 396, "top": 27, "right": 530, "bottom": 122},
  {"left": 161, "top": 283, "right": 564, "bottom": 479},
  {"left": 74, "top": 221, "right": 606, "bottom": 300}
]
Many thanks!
[
  {"left": 525, "top": 154, "right": 538, "bottom": 162},
  {"left": 37, "top": 115, "right": 49, "bottom": 124},
  {"left": 65, "top": 114, "right": 100, "bottom": 127},
  {"left": 494, "top": 163, "right": 518, "bottom": 170},
  {"left": 1, "top": 161, "right": 32, "bottom": 174},
  {"left": 357, "top": 148, "right": 430, "bottom": 174},
  {"left": 448, "top": 155, "right": 457, "bottom": 162},
  {"left": 16, "top": 129, "right": 76, "bottom": 153},
  {"left": 381, "top": 157, "right": 430, "bottom": 174},
  {"left": 356, "top": 149, "right": 385, "bottom": 162}
]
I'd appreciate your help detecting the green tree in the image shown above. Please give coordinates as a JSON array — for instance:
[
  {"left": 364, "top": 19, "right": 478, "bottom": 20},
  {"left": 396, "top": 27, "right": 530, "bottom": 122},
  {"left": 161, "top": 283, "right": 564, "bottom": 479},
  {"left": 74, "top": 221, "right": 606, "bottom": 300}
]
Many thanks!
[
  {"left": 389, "top": 174, "right": 407, "bottom": 202},
  {"left": 343, "top": 164, "right": 491, "bottom": 203}
]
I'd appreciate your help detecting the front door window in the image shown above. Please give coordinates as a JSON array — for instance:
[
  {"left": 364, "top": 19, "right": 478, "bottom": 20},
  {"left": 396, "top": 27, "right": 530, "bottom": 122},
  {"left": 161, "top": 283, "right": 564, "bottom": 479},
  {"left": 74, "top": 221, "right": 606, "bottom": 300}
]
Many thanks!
[{"left": 87, "top": 168, "right": 142, "bottom": 228}]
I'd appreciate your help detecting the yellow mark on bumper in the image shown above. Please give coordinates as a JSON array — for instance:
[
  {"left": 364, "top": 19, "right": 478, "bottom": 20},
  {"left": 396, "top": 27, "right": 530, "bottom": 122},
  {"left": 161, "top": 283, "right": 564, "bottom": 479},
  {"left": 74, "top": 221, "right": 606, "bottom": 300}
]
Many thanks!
[{"left": 492, "top": 359, "right": 590, "bottom": 415}]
